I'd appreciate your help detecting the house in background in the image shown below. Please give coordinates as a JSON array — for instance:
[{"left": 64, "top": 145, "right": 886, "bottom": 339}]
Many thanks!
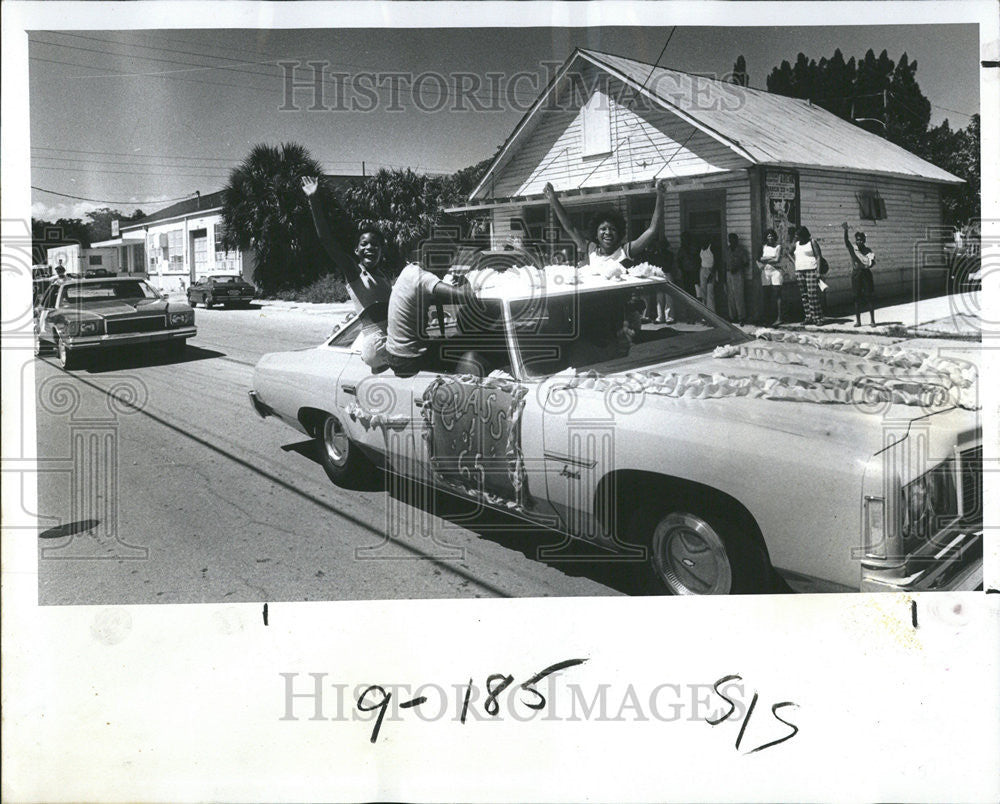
[
  {"left": 118, "top": 190, "right": 250, "bottom": 295},
  {"left": 46, "top": 243, "right": 121, "bottom": 275},
  {"left": 119, "top": 175, "right": 360, "bottom": 294},
  {"left": 447, "top": 48, "right": 962, "bottom": 305}
]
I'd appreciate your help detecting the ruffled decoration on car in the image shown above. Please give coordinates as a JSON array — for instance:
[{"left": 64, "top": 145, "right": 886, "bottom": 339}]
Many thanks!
[{"left": 342, "top": 401, "right": 410, "bottom": 431}]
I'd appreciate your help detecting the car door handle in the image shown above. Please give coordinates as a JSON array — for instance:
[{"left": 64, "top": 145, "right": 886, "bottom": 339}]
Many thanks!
[{"left": 342, "top": 384, "right": 357, "bottom": 395}]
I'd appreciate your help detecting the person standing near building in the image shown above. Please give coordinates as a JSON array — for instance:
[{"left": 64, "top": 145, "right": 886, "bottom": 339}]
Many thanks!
[
  {"left": 698, "top": 238, "right": 718, "bottom": 312},
  {"left": 642, "top": 233, "right": 674, "bottom": 323},
  {"left": 676, "top": 231, "right": 700, "bottom": 298},
  {"left": 54, "top": 260, "right": 68, "bottom": 283},
  {"left": 725, "top": 233, "right": 750, "bottom": 325},
  {"left": 758, "top": 228, "right": 785, "bottom": 326},
  {"left": 842, "top": 221, "right": 876, "bottom": 327},
  {"left": 791, "top": 225, "right": 823, "bottom": 326}
]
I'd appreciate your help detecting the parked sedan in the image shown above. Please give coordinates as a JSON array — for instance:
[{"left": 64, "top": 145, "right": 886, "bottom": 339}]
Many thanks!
[
  {"left": 250, "top": 263, "right": 982, "bottom": 595},
  {"left": 187, "top": 274, "right": 256, "bottom": 308},
  {"left": 34, "top": 277, "right": 196, "bottom": 369}
]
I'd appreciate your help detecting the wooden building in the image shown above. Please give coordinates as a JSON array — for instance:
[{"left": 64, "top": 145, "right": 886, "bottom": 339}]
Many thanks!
[{"left": 447, "top": 49, "right": 962, "bottom": 305}]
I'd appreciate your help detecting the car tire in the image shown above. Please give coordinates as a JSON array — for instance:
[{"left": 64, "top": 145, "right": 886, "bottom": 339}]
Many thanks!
[
  {"left": 318, "top": 413, "right": 375, "bottom": 488},
  {"left": 34, "top": 333, "right": 52, "bottom": 356},
  {"left": 630, "top": 502, "right": 770, "bottom": 595},
  {"left": 56, "top": 337, "right": 83, "bottom": 371}
]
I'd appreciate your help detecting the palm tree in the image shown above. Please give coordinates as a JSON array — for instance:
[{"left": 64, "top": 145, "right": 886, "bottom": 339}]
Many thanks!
[{"left": 221, "top": 142, "right": 352, "bottom": 292}]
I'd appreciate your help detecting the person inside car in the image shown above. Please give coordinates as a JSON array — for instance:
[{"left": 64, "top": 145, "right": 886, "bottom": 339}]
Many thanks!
[
  {"left": 383, "top": 263, "right": 474, "bottom": 375},
  {"left": 302, "top": 176, "right": 395, "bottom": 370},
  {"left": 543, "top": 178, "right": 667, "bottom": 272}
]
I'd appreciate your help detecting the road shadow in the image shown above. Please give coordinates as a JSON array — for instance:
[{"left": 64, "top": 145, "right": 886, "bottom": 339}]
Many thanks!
[
  {"left": 38, "top": 518, "right": 100, "bottom": 539},
  {"left": 284, "top": 437, "right": 647, "bottom": 595},
  {"left": 81, "top": 343, "right": 226, "bottom": 373}
]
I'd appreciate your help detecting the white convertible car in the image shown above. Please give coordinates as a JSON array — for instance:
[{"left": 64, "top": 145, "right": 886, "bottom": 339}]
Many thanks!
[{"left": 250, "top": 263, "right": 982, "bottom": 595}]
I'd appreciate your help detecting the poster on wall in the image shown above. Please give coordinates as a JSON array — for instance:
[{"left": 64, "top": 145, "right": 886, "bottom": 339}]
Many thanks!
[{"left": 762, "top": 168, "right": 800, "bottom": 252}]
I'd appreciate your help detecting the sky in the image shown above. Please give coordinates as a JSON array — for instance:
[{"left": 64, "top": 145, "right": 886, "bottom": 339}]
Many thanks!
[{"left": 27, "top": 23, "right": 980, "bottom": 221}]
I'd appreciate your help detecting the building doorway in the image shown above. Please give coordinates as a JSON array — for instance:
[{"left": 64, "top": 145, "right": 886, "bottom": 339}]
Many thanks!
[{"left": 190, "top": 229, "right": 208, "bottom": 281}]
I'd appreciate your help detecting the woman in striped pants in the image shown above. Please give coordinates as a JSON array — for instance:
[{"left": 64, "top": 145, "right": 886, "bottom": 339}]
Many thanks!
[{"left": 792, "top": 225, "right": 823, "bottom": 325}]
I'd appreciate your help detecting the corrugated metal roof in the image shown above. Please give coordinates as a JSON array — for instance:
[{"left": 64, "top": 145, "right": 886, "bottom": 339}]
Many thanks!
[{"left": 581, "top": 49, "right": 961, "bottom": 184}]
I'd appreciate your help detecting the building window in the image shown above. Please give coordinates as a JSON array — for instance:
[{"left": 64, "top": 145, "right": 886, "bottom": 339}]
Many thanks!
[
  {"left": 214, "top": 225, "right": 240, "bottom": 272},
  {"left": 166, "top": 229, "right": 184, "bottom": 267},
  {"left": 581, "top": 90, "right": 612, "bottom": 158},
  {"left": 856, "top": 189, "right": 887, "bottom": 221},
  {"left": 88, "top": 255, "right": 103, "bottom": 266}
]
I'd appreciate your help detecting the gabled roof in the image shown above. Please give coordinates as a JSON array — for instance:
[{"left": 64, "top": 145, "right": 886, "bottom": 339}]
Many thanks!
[
  {"left": 471, "top": 48, "right": 960, "bottom": 200},
  {"left": 122, "top": 174, "right": 362, "bottom": 230}
]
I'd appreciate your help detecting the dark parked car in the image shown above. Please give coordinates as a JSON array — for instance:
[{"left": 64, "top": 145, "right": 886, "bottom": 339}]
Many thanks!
[
  {"left": 34, "top": 277, "right": 196, "bottom": 369},
  {"left": 187, "top": 274, "right": 256, "bottom": 308}
]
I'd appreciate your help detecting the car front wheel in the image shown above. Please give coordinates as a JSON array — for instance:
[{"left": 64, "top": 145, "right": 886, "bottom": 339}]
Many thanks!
[
  {"left": 318, "top": 414, "right": 375, "bottom": 488},
  {"left": 632, "top": 504, "right": 770, "bottom": 595},
  {"left": 34, "top": 333, "right": 52, "bottom": 356},
  {"left": 56, "top": 338, "right": 83, "bottom": 370}
]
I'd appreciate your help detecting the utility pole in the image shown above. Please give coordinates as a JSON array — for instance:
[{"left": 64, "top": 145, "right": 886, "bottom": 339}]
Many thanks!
[{"left": 362, "top": 160, "right": 365, "bottom": 177}]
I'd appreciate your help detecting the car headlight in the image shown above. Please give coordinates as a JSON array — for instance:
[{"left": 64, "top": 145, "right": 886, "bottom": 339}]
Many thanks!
[
  {"left": 862, "top": 496, "right": 886, "bottom": 559},
  {"left": 169, "top": 311, "right": 194, "bottom": 326},
  {"left": 78, "top": 321, "right": 99, "bottom": 335},
  {"left": 900, "top": 460, "right": 958, "bottom": 543}
]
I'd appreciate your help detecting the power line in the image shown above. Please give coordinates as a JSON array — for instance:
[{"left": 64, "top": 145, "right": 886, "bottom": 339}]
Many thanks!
[
  {"left": 30, "top": 56, "right": 284, "bottom": 96},
  {"left": 32, "top": 165, "right": 231, "bottom": 179},
  {"left": 30, "top": 37, "right": 544, "bottom": 107},
  {"left": 32, "top": 156, "right": 233, "bottom": 172},
  {"left": 31, "top": 185, "right": 194, "bottom": 205}
]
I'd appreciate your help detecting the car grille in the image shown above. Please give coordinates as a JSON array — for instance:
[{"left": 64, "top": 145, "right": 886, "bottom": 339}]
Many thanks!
[
  {"left": 960, "top": 445, "right": 982, "bottom": 520},
  {"left": 106, "top": 315, "right": 167, "bottom": 335}
]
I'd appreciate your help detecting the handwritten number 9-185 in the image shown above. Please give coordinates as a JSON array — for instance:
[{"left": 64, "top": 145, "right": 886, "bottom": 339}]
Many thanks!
[{"left": 360, "top": 658, "right": 588, "bottom": 742}]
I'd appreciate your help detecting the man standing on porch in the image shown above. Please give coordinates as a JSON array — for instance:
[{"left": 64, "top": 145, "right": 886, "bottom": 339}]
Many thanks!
[{"left": 726, "top": 233, "right": 750, "bottom": 325}]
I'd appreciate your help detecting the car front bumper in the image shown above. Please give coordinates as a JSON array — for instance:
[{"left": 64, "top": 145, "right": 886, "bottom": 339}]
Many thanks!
[
  {"left": 61, "top": 327, "right": 197, "bottom": 350},
  {"left": 860, "top": 529, "right": 983, "bottom": 592}
]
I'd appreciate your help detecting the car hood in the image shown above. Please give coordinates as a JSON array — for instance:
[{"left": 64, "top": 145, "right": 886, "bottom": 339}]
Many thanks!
[
  {"left": 549, "top": 336, "right": 980, "bottom": 450},
  {"left": 57, "top": 299, "right": 189, "bottom": 319}
]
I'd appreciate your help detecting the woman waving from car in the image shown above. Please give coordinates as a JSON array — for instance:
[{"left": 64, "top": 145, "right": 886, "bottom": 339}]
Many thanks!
[
  {"left": 543, "top": 179, "right": 667, "bottom": 271},
  {"left": 302, "top": 176, "right": 394, "bottom": 370}
]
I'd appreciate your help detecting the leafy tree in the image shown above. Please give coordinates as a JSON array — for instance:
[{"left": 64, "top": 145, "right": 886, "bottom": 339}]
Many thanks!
[
  {"left": 31, "top": 217, "right": 91, "bottom": 263},
  {"left": 84, "top": 207, "right": 145, "bottom": 244},
  {"left": 765, "top": 48, "right": 979, "bottom": 225},
  {"left": 730, "top": 55, "right": 749, "bottom": 87},
  {"left": 221, "top": 142, "right": 353, "bottom": 292}
]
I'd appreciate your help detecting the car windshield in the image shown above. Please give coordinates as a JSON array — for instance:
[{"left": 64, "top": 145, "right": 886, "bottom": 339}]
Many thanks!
[
  {"left": 59, "top": 280, "right": 161, "bottom": 306},
  {"left": 509, "top": 282, "right": 750, "bottom": 378}
]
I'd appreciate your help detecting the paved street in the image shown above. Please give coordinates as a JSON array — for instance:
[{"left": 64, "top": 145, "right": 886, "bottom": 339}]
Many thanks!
[{"left": 35, "top": 303, "right": 632, "bottom": 605}]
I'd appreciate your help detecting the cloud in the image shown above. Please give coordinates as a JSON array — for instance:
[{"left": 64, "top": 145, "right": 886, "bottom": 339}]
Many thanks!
[{"left": 30, "top": 197, "right": 159, "bottom": 221}]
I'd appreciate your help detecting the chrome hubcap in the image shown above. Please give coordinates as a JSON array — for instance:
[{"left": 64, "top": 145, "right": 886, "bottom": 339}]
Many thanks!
[
  {"left": 323, "top": 417, "right": 349, "bottom": 468},
  {"left": 651, "top": 512, "right": 732, "bottom": 595}
]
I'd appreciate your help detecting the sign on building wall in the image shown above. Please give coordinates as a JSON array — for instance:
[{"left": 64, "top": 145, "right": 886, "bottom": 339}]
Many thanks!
[
  {"left": 111, "top": 219, "right": 119, "bottom": 238},
  {"left": 762, "top": 168, "right": 800, "bottom": 252}
]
